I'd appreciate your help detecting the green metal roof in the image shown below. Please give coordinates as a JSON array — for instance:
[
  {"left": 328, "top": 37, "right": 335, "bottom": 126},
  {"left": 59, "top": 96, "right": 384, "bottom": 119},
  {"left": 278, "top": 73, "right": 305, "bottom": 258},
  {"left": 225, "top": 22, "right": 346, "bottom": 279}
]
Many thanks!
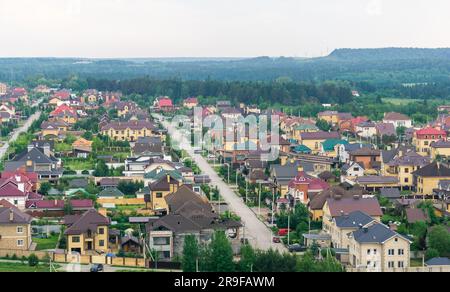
[{"left": 322, "top": 139, "right": 349, "bottom": 152}]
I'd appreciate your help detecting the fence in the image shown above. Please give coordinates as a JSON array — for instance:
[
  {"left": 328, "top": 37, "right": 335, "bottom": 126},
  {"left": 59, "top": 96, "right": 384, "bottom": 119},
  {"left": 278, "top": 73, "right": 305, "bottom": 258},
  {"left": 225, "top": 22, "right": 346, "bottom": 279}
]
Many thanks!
[
  {"left": 97, "top": 198, "right": 146, "bottom": 205},
  {"left": 0, "top": 249, "right": 50, "bottom": 259},
  {"left": 52, "top": 253, "right": 146, "bottom": 268},
  {"left": 347, "top": 266, "right": 450, "bottom": 272}
]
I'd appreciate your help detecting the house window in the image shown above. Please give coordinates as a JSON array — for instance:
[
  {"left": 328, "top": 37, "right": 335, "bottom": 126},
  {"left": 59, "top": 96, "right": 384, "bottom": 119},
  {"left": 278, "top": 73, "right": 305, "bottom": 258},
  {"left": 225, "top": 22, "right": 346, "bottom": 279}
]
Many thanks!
[
  {"left": 99, "top": 228, "right": 105, "bottom": 235},
  {"left": 367, "top": 249, "right": 371, "bottom": 255},
  {"left": 388, "top": 261, "right": 395, "bottom": 268},
  {"left": 14, "top": 200, "right": 18, "bottom": 205},
  {"left": 72, "top": 236, "right": 80, "bottom": 243},
  {"left": 17, "top": 227, "right": 24, "bottom": 234},
  {"left": 17, "top": 240, "right": 24, "bottom": 247},
  {"left": 156, "top": 192, "right": 163, "bottom": 198},
  {"left": 404, "top": 168, "right": 409, "bottom": 173},
  {"left": 398, "top": 249, "right": 404, "bottom": 256},
  {"left": 99, "top": 240, "right": 105, "bottom": 247},
  {"left": 373, "top": 249, "right": 377, "bottom": 255},
  {"left": 388, "top": 249, "right": 395, "bottom": 256},
  {"left": 398, "top": 261, "right": 404, "bottom": 268},
  {"left": 405, "top": 178, "right": 409, "bottom": 183}
]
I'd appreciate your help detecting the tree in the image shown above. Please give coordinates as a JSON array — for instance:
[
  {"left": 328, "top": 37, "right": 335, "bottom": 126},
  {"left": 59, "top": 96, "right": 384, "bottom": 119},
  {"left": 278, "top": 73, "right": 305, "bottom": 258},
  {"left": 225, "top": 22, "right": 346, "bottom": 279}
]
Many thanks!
[
  {"left": 64, "top": 200, "right": 74, "bottom": 215},
  {"left": 209, "top": 231, "right": 235, "bottom": 272},
  {"left": 425, "top": 248, "right": 440, "bottom": 261},
  {"left": 93, "top": 160, "right": 110, "bottom": 177},
  {"left": 316, "top": 119, "right": 332, "bottom": 132},
  {"left": 297, "top": 251, "right": 317, "bottom": 272},
  {"left": 182, "top": 235, "right": 199, "bottom": 272},
  {"left": 428, "top": 226, "right": 450, "bottom": 257},
  {"left": 410, "top": 221, "right": 428, "bottom": 251},
  {"left": 238, "top": 245, "right": 256, "bottom": 272},
  {"left": 39, "top": 182, "right": 52, "bottom": 196}
]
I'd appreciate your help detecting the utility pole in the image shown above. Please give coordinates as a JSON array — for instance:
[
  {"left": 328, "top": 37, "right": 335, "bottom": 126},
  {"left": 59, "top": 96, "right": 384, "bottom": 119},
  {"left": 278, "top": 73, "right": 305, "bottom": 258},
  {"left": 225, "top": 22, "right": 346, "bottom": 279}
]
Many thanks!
[{"left": 287, "top": 214, "right": 291, "bottom": 246}]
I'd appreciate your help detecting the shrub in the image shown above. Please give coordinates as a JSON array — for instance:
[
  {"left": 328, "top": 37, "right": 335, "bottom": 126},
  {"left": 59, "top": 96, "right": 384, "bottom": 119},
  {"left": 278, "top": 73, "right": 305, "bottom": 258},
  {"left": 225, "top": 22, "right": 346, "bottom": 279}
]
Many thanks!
[{"left": 28, "top": 254, "right": 39, "bottom": 267}]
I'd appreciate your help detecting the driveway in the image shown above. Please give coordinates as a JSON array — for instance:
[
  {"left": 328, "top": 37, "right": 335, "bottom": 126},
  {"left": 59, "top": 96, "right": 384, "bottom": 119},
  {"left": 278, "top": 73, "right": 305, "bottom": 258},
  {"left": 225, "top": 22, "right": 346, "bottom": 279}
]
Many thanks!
[{"left": 155, "top": 113, "right": 287, "bottom": 253}]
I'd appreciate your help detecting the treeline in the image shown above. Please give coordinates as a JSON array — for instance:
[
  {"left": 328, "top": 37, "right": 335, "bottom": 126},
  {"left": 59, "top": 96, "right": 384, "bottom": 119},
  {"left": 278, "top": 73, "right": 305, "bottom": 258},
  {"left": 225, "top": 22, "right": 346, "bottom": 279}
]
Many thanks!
[{"left": 85, "top": 77, "right": 353, "bottom": 106}]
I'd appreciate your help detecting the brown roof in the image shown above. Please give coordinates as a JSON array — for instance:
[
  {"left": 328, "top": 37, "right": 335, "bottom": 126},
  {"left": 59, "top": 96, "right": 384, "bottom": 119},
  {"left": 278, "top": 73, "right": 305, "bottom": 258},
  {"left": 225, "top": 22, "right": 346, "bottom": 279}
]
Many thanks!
[
  {"left": 326, "top": 197, "right": 383, "bottom": 217},
  {"left": 349, "top": 147, "right": 381, "bottom": 156},
  {"left": 64, "top": 209, "right": 110, "bottom": 235},
  {"left": 0, "top": 206, "right": 33, "bottom": 224},
  {"left": 384, "top": 112, "right": 411, "bottom": 121},
  {"left": 300, "top": 131, "right": 341, "bottom": 140},
  {"left": 165, "top": 185, "right": 212, "bottom": 214},
  {"left": 406, "top": 208, "right": 429, "bottom": 224},
  {"left": 309, "top": 186, "right": 366, "bottom": 210},
  {"left": 149, "top": 175, "right": 180, "bottom": 192},
  {"left": 101, "top": 120, "right": 157, "bottom": 131},
  {"left": 413, "top": 162, "right": 450, "bottom": 177}
]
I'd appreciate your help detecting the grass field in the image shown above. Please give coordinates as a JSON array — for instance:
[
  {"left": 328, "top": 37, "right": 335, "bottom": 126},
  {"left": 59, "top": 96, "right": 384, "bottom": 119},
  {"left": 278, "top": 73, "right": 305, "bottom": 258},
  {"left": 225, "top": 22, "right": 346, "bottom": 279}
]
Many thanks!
[
  {"left": 63, "top": 159, "right": 95, "bottom": 171},
  {"left": 34, "top": 234, "right": 60, "bottom": 251},
  {"left": 383, "top": 98, "right": 449, "bottom": 105},
  {"left": 0, "top": 262, "right": 53, "bottom": 272}
]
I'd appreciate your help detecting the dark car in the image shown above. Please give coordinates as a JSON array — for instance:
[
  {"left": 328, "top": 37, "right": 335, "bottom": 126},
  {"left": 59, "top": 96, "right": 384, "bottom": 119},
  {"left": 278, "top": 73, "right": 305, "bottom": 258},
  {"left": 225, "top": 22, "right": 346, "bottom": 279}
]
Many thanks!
[
  {"left": 288, "top": 244, "right": 307, "bottom": 253},
  {"left": 272, "top": 237, "right": 281, "bottom": 243},
  {"left": 90, "top": 264, "right": 104, "bottom": 272}
]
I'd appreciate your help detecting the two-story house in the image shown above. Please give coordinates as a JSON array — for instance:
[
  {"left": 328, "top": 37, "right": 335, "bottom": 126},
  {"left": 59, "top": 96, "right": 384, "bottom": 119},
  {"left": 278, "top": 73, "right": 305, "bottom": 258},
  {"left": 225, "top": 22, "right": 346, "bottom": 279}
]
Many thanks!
[{"left": 0, "top": 201, "right": 33, "bottom": 250}]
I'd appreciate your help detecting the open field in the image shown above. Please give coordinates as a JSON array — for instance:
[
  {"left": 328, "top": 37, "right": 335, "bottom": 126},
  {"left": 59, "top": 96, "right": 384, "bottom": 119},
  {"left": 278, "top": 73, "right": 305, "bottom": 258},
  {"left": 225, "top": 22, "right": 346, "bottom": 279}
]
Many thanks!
[
  {"left": 382, "top": 98, "right": 448, "bottom": 105},
  {"left": 0, "top": 262, "right": 53, "bottom": 272},
  {"left": 34, "top": 234, "right": 60, "bottom": 251}
]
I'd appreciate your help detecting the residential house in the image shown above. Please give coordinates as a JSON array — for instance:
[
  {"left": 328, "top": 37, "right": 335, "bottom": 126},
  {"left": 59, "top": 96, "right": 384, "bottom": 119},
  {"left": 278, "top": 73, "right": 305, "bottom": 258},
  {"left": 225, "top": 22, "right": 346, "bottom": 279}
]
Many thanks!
[
  {"left": 0, "top": 83, "right": 7, "bottom": 95},
  {"left": 337, "top": 143, "right": 372, "bottom": 164},
  {"left": 49, "top": 104, "right": 78, "bottom": 124},
  {"left": 183, "top": 97, "right": 199, "bottom": 109},
  {"left": 4, "top": 145, "right": 63, "bottom": 183},
  {"left": 322, "top": 197, "right": 383, "bottom": 233},
  {"left": 379, "top": 188, "right": 402, "bottom": 201},
  {"left": 308, "top": 185, "right": 368, "bottom": 221},
  {"left": 349, "top": 147, "right": 381, "bottom": 170},
  {"left": 101, "top": 120, "right": 158, "bottom": 142},
  {"left": 270, "top": 162, "right": 301, "bottom": 197},
  {"left": 41, "top": 120, "right": 70, "bottom": 139},
  {"left": 131, "top": 136, "right": 163, "bottom": 157},
  {"left": 341, "top": 161, "right": 365, "bottom": 182},
  {"left": 291, "top": 123, "right": 319, "bottom": 141},
  {"left": 154, "top": 97, "right": 174, "bottom": 112},
  {"left": 413, "top": 128, "right": 447, "bottom": 157},
  {"left": 430, "top": 140, "right": 450, "bottom": 160},
  {"left": 146, "top": 186, "right": 241, "bottom": 261},
  {"left": 356, "top": 176, "right": 399, "bottom": 191},
  {"left": 327, "top": 211, "right": 376, "bottom": 250},
  {"left": 64, "top": 209, "right": 115, "bottom": 255},
  {"left": 383, "top": 112, "right": 413, "bottom": 129},
  {"left": 0, "top": 203, "right": 33, "bottom": 250},
  {"left": 347, "top": 223, "right": 411, "bottom": 272},
  {"left": 299, "top": 132, "right": 341, "bottom": 154},
  {"left": 321, "top": 139, "right": 348, "bottom": 158},
  {"left": 0, "top": 172, "right": 42, "bottom": 210},
  {"left": 148, "top": 174, "right": 182, "bottom": 215},
  {"left": 355, "top": 122, "right": 377, "bottom": 138},
  {"left": 288, "top": 166, "right": 329, "bottom": 205},
  {"left": 376, "top": 123, "right": 397, "bottom": 138},
  {"left": 98, "top": 188, "right": 125, "bottom": 199},
  {"left": 413, "top": 162, "right": 450, "bottom": 195},
  {"left": 317, "top": 111, "right": 339, "bottom": 125},
  {"left": 72, "top": 138, "right": 93, "bottom": 158}
]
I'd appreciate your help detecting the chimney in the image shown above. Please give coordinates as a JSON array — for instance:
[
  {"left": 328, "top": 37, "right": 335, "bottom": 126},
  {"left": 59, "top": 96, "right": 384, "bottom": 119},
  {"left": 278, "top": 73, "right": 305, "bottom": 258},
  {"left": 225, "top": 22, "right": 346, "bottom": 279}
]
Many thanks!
[
  {"left": 43, "top": 144, "right": 51, "bottom": 157},
  {"left": 9, "top": 210, "right": 14, "bottom": 222},
  {"left": 167, "top": 174, "right": 171, "bottom": 183}
]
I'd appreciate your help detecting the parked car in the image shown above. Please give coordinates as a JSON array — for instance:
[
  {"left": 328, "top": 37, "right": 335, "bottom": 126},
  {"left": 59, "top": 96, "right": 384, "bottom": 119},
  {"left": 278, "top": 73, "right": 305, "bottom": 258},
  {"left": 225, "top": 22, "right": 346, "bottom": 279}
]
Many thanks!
[
  {"left": 272, "top": 237, "right": 281, "bottom": 243},
  {"left": 90, "top": 264, "right": 104, "bottom": 272},
  {"left": 288, "top": 244, "right": 307, "bottom": 253},
  {"left": 278, "top": 229, "right": 291, "bottom": 237}
]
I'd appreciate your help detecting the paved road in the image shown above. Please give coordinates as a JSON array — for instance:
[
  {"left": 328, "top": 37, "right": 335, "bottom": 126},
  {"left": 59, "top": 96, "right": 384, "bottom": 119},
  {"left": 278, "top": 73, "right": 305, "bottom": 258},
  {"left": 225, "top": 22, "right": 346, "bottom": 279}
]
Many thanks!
[
  {"left": 0, "top": 99, "right": 43, "bottom": 160},
  {"left": 155, "top": 114, "right": 287, "bottom": 253}
]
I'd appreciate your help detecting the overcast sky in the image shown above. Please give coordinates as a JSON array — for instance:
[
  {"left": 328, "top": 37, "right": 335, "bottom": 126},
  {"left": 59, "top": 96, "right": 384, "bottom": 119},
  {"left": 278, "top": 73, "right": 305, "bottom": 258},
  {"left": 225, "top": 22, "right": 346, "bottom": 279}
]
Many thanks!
[{"left": 0, "top": 0, "right": 449, "bottom": 58}]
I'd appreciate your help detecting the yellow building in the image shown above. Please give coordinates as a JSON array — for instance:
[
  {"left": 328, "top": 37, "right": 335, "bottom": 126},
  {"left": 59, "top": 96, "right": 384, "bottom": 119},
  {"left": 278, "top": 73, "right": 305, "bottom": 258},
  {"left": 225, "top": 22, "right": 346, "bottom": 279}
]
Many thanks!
[
  {"left": 348, "top": 223, "right": 411, "bottom": 272},
  {"left": 413, "top": 128, "right": 447, "bottom": 157},
  {"left": 430, "top": 140, "right": 450, "bottom": 160},
  {"left": 148, "top": 175, "right": 182, "bottom": 214},
  {"left": 383, "top": 150, "right": 430, "bottom": 191},
  {"left": 413, "top": 162, "right": 450, "bottom": 195},
  {"left": 41, "top": 120, "right": 70, "bottom": 139},
  {"left": 0, "top": 204, "right": 33, "bottom": 251},
  {"left": 299, "top": 132, "right": 341, "bottom": 154},
  {"left": 101, "top": 120, "right": 158, "bottom": 142},
  {"left": 317, "top": 111, "right": 339, "bottom": 125},
  {"left": 64, "top": 210, "right": 113, "bottom": 255},
  {"left": 0, "top": 83, "right": 7, "bottom": 95}
]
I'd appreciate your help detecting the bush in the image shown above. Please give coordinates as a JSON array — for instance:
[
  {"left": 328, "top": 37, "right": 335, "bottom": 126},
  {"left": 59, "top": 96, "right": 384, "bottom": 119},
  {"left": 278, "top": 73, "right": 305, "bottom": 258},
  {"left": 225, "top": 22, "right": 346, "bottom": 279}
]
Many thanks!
[
  {"left": 28, "top": 254, "right": 39, "bottom": 267},
  {"left": 81, "top": 170, "right": 90, "bottom": 175},
  {"left": 426, "top": 248, "right": 440, "bottom": 261}
]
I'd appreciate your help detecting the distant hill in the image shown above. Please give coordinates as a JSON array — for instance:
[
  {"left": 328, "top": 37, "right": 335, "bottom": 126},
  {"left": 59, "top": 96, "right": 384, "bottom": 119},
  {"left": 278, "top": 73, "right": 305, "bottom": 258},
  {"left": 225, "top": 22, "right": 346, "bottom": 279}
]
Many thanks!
[{"left": 328, "top": 48, "right": 450, "bottom": 61}]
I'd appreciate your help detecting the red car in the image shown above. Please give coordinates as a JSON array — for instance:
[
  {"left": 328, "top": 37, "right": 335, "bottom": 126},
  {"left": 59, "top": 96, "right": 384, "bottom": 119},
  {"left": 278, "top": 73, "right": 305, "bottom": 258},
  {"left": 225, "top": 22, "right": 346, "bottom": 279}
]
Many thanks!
[{"left": 278, "top": 229, "right": 291, "bottom": 237}]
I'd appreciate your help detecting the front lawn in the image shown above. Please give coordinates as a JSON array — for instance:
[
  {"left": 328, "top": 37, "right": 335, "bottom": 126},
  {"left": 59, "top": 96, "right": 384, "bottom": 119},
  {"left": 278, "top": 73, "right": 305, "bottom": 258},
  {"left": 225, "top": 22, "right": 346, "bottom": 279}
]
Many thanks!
[
  {"left": 0, "top": 262, "right": 53, "bottom": 272},
  {"left": 34, "top": 234, "right": 60, "bottom": 251},
  {"left": 63, "top": 159, "right": 95, "bottom": 171}
]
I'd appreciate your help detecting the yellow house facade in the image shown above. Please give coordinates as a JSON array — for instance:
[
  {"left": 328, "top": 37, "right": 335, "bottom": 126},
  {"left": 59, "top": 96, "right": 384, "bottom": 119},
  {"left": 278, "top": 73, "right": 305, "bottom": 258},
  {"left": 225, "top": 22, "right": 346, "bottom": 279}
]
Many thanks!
[
  {"left": 101, "top": 120, "right": 158, "bottom": 142},
  {"left": 149, "top": 175, "right": 182, "bottom": 213},
  {"left": 413, "top": 162, "right": 450, "bottom": 195},
  {"left": 413, "top": 128, "right": 447, "bottom": 157},
  {"left": 430, "top": 141, "right": 450, "bottom": 160}
]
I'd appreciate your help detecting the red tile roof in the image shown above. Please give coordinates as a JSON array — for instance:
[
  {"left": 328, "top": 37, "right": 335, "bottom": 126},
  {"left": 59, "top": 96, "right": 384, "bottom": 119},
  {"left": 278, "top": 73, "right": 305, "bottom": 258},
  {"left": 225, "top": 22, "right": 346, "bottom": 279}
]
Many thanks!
[
  {"left": 50, "top": 104, "right": 77, "bottom": 117},
  {"left": 416, "top": 127, "right": 447, "bottom": 136}
]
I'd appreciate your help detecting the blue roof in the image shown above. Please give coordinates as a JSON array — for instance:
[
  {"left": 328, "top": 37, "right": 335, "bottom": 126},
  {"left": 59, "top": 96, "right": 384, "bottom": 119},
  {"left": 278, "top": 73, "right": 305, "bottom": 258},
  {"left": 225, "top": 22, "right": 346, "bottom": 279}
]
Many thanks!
[{"left": 335, "top": 211, "right": 375, "bottom": 228}]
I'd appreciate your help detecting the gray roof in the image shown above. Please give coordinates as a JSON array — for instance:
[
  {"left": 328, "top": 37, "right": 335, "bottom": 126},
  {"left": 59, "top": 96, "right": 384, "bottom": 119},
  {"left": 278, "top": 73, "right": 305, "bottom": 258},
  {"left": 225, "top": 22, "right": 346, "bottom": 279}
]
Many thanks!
[
  {"left": 11, "top": 147, "right": 57, "bottom": 164},
  {"left": 98, "top": 187, "right": 125, "bottom": 198},
  {"left": 69, "top": 178, "right": 89, "bottom": 189},
  {"left": 344, "top": 143, "right": 372, "bottom": 152},
  {"left": 335, "top": 211, "right": 375, "bottom": 228},
  {"left": 270, "top": 164, "right": 299, "bottom": 179},
  {"left": 425, "top": 258, "right": 450, "bottom": 266},
  {"left": 0, "top": 207, "right": 33, "bottom": 224},
  {"left": 380, "top": 188, "right": 401, "bottom": 199},
  {"left": 356, "top": 176, "right": 399, "bottom": 184},
  {"left": 351, "top": 223, "right": 409, "bottom": 244}
]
